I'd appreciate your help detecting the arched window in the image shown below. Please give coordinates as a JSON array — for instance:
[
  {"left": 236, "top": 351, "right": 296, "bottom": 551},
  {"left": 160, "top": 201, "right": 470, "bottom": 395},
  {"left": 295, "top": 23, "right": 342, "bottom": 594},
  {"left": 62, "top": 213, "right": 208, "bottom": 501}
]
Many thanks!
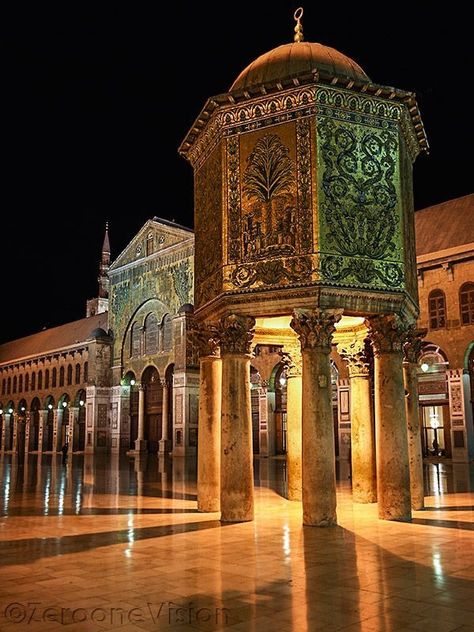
[
  {"left": 144, "top": 313, "right": 159, "bottom": 355},
  {"left": 31, "top": 372, "right": 36, "bottom": 391},
  {"left": 67, "top": 364, "right": 73, "bottom": 386},
  {"left": 13, "top": 376, "right": 17, "bottom": 394},
  {"left": 83, "top": 362, "right": 88, "bottom": 383},
  {"left": 25, "top": 374, "right": 29, "bottom": 392},
  {"left": 146, "top": 232, "right": 154, "bottom": 256},
  {"left": 428, "top": 289, "right": 446, "bottom": 330},
  {"left": 130, "top": 323, "right": 141, "bottom": 357},
  {"left": 460, "top": 283, "right": 474, "bottom": 325},
  {"left": 75, "top": 364, "right": 81, "bottom": 384},
  {"left": 52, "top": 367, "right": 57, "bottom": 387},
  {"left": 59, "top": 366, "right": 65, "bottom": 387},
  {"left": 45, "top": 369, "right": 50, "bottom": 389},
  {"left": 19, "top": 374, "right": 23, "bottom": 393},
  {"left": 38, "top": 370, "right": 43, "bottom": 390},
  {"left": 162, "top": 314, "right": 172, "bottom": 352},
  {"left": 1, "top": 378, "right": 5, "bottom": 395},
  {"left": 7, "top": 377, "right": 11, "bottom": 394}
]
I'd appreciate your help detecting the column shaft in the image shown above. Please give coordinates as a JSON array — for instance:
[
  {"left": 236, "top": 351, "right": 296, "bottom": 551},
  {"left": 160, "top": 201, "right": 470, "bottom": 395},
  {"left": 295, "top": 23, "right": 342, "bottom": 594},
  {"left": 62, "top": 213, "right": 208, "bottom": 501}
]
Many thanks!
[
  {"left": 159, "top": 380, "right": 170, "bottom": 454},
  {"left": 286, "top": 374, "right": 302, "bottom": 501},
  {"left": 350, "top": 375, "right": 376, "bottom": 502},
  {"left": 404, "top": 362, "right": 424, "bottom": 510},
  {"left": 198, "top": 356, "right": 222, "bottom": 512},
  {"left": 302, "top": 347, "right": 337, "bottom": 525},
  {"left": 374, "top": 351, "right": 411, "bottom": 520},
  {"left": 221, "top": 354, "right": 253, "bottom": 522},
  {"left": 135, "top": 385, "right": 147, "bottom": 452}
]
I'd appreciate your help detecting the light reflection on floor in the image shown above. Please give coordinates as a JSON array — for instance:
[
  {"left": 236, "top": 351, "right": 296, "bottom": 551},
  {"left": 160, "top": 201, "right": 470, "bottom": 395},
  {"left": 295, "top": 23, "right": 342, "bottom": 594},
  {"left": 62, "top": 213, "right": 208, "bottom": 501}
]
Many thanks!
[{"left": 0, "top": 453, "right": 473, "bottom": 631}]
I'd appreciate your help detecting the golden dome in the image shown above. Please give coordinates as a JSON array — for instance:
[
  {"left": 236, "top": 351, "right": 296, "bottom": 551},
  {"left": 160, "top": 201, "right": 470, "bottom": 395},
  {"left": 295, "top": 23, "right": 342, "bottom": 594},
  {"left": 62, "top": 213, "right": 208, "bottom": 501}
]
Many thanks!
[{"left": 230, "top": 42, "right": 369, "bottom": 92}]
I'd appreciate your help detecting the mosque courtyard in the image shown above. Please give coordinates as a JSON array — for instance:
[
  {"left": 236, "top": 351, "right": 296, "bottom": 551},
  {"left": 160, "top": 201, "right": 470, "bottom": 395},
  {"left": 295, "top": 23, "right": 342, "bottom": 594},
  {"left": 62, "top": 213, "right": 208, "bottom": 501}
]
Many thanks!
[{"left": 0, "top": 454, "right": 473, "bottom": 632}]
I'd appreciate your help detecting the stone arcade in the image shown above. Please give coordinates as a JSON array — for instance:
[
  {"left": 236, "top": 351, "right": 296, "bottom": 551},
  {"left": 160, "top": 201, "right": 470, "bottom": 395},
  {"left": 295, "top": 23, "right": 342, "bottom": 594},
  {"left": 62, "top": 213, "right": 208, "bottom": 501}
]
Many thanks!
[{"left": 180, "top": 10, "right": 429, "bottom": 525}]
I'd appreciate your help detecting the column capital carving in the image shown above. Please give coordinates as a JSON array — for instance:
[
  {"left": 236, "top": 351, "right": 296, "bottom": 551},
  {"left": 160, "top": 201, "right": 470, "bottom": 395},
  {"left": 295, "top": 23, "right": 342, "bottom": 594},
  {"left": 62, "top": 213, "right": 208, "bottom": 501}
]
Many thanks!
[
  {"left": 216, "top": 314, "right": 255, "bottom": 356},
  {"left": 290, "top": 309, "right": 342, "bottom": 352},
  {"left": 281, "top": 343, "right": 302, "bottom": 378},
  {"left": 365, "top": 314, "right": 410, "bottom": 356},
  {"left": 159, "top": 378, "right": 170, "bottom": 388},
  {"left": 338, "top": 337, "right": 370, "bottom": 378},
  {"left": 138, "top": 383, "right": 145, "bottom": 392},
  {"left": 193, "top": 322, "right": 220, "bottom": 358},
  {"left": 403, "top": 327, "right": 427, "bottom": 364}
]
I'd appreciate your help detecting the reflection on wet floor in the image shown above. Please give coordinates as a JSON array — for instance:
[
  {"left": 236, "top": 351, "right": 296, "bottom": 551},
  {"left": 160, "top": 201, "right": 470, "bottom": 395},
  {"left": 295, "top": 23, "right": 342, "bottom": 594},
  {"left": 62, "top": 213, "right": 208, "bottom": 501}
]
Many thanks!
[
  {"left": 1, "top": 453, "right": 473, "bottom": 518},
  {"left": 0, "top": 454, "right": 473, "bottom": 631}
]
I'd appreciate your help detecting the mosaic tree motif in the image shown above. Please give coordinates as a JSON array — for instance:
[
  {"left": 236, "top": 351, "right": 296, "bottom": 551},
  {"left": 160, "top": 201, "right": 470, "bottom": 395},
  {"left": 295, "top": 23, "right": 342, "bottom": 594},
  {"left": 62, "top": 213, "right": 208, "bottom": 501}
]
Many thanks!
[{"left": 243, "top": 134, "right": 296, "bottom": 257}]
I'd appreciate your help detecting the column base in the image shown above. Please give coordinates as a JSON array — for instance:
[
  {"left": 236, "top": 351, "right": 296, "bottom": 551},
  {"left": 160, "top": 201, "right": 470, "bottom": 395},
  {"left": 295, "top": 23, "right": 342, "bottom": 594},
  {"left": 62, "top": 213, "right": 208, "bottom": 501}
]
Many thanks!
[
  {"left": 303, "top": 516, "right": 337, "bottom": 528},
  {"left": 158, "top": 439, "right": 170, "bottom": 455},
  {"left": 133, "top": 439, "right": 147, "bottom": 453},
  {"left": 220, "top": 514, "right": 254, "bottom": 523}
]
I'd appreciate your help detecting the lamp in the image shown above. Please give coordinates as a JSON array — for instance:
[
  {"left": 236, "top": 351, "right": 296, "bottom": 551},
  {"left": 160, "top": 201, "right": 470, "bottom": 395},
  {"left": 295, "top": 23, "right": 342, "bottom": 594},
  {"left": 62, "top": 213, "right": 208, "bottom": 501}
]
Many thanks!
[{"left": 429, "top": 408, "right": 440, "bottom": 429}]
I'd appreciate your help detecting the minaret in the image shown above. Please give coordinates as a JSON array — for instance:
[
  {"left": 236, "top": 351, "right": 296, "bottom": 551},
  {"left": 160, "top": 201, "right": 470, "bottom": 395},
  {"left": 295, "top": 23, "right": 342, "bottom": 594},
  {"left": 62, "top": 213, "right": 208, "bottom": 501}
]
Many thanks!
[
  {"left": 86, "top": 223, "right": 111, "bottom": 317},
  {"left": 98, "top": 222, "right": 111, "bottom": 299}
]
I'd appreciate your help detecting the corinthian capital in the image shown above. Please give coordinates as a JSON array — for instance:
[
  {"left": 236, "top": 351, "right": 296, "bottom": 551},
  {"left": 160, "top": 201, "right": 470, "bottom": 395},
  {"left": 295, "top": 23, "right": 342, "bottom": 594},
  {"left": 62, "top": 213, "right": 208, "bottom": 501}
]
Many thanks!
[
  {"left": 403, "top": 327, "right": 427, "bottom": 364},
  {"left": 290, "top": 309, "right": 342, "bottom": 352},
  {"left": 338, "top": 337, "right": 370, "bottom": 378},
  {"left": 365, "top": 314, "right": 410, "bottom": 356},
  {"left": 281, "top": 343, "right": 302, "bottom": 378},
  {"left": 193, "top": 322, "right": 220, "bottom": 358},
  {"left": 216, "top": 314, "right": 255, "bottom": 356}
]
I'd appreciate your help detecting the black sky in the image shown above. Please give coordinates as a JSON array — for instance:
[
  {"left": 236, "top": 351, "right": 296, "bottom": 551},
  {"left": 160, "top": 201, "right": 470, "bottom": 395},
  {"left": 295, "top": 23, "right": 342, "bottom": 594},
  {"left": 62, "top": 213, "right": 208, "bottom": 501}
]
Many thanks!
[{"left": 2, "top": 2, "right": 472, "bottom": 344}]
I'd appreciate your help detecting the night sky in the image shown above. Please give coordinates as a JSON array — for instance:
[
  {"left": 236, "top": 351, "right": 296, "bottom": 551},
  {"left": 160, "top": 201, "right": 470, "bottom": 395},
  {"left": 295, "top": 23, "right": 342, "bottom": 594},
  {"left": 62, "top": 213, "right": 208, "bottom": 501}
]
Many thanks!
[{"left": 2, "top": 2, "right": 471, "bottom": 344}]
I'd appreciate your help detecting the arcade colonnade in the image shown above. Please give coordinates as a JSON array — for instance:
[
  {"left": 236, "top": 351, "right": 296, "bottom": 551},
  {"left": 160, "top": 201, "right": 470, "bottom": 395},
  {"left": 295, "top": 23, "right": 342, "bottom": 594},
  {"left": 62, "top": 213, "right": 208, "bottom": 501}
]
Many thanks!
[{"left": 196, "top": 310, "right": 426, "bottom": 526}]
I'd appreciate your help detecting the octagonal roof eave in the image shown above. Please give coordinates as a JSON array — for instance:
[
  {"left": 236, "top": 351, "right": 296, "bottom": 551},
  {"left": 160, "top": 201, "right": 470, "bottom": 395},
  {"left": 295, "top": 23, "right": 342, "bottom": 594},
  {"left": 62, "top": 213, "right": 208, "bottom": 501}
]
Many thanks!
[{"left": 178, "top": 70, "right": 429, "bottom": 162}]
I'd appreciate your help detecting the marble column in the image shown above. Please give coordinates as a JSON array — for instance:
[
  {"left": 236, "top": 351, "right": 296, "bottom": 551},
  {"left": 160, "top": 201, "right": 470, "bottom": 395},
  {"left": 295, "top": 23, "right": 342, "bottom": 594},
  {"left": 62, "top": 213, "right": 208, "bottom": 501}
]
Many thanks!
[
  {"left": 338, "top": 336, "right": 377, "bottom": 503},
  {"left": 69, "top": 407, "right": 79, "bottom": 452},
  {"left": 158, "top": 379, "right": 170, "bottom": 455},
  {"left": 24, "top": 412, "right": 31, "bottom": 455},
  {"left": 290, "top": 308, "right": 342, "bottom": 527},
  {"left": 53, "top": 409, "right": 61, "bottom": 452},
  {"left": 366, "top": 314, "right": 412, "bottom": 521},
  {"left": 404, "top": 327, "right": 427, "bottom": 511},
  {"left": 134, "top": 384, "right": 147, "bottom": 452},
  {"left": 38, "top": 410, "right": 47, "bottom": 452},
  {"left": 196, "top": 325, "right": 221, "bottom": 512},
  {"left": 11, "top": 413, "right": 18, "bottom": 453},
  {"left": 282, "top": 344, "right": 302, "bottom": 501},
  {"left": 217, "top": 314, "right": 255, "bottom": 523}
]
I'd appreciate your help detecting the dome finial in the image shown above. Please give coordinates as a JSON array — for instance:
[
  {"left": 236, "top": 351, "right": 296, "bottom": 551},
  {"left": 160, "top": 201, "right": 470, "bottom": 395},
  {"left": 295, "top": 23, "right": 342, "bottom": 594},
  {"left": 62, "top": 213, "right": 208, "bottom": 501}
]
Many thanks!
[{"left": 294, "top": 7, "right": 304, "bottom": 42}]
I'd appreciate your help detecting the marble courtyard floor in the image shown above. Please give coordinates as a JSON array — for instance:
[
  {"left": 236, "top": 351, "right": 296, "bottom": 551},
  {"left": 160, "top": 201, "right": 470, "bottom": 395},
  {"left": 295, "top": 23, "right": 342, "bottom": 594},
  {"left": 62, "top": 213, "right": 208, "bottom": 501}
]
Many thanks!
[{"left": 0, "top": 454, "right": 473, "bottom": 632}]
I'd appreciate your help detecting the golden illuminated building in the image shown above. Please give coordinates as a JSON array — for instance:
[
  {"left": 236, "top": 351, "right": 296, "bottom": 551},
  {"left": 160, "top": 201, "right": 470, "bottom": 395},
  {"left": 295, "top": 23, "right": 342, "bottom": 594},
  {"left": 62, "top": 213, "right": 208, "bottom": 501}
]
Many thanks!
[{"left": 1, "top": 11, "right": 473, "bottom": 529}]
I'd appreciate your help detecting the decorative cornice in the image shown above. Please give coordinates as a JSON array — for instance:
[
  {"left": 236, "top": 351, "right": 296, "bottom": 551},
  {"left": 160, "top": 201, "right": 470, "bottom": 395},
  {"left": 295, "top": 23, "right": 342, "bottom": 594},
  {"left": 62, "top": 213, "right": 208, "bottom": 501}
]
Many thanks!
[
  {"left": 180, "top": 78, "right": 428, "bottom": 169},
  {"left": 290, "top": 308, "right": 342, "bottom": 352},
  {"left": 216, "top": 314, "right": 255, "bottom": 356}
]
